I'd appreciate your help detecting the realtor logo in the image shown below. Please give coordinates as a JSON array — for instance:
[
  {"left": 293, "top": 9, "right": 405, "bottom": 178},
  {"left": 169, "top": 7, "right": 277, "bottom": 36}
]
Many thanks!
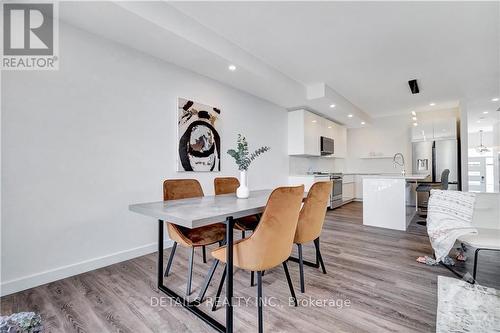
[{"left": 2, "top": 2, "right": 59, "bottom": 70}]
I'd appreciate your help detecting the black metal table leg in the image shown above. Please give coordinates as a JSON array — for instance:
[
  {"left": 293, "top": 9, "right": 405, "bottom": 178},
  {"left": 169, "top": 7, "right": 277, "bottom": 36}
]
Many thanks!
[
  {"left": 158, "top": 220, "right": 164, "bottom": 289},
  {"left": 157, "top": 220, "right": 225, "bottom": 333},
  {"left": 225, "top": 216, "right": 234, "bottom": 333}
]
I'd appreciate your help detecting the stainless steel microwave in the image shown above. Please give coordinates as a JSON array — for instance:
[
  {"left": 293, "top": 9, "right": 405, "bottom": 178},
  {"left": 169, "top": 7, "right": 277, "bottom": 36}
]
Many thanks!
[{"left": 320, "top": 136, "right": 334, "bottom": 155}]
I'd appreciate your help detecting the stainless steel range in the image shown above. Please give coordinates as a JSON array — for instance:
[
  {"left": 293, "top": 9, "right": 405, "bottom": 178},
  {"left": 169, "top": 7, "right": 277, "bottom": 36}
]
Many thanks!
[{"left": 307, "top": 172, "right": 343, "bottom": 209}]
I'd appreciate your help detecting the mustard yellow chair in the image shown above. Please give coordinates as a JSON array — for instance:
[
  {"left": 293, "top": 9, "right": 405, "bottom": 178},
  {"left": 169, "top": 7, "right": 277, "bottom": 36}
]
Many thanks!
[
  {"left": 292, "top": 181, "right": 332, "bottom": 293},
  {"left": 214, "top": 177, "right": 260, "bottom": 237},
  {"left": 163, "top": 179, "right": 226, "bottom": 296},
  {"left": 198, "top": 185, "right": 304, "bottom": 333}
]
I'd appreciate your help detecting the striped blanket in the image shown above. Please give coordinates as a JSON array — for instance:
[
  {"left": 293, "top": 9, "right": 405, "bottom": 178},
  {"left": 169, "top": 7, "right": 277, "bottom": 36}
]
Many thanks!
[{"left": 427, "top": 190, "right": 477, "bottom": 262}]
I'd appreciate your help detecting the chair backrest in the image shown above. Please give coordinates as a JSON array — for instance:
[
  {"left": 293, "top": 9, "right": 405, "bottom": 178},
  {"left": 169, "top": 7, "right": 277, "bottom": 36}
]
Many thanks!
[
  {"left": 162, "top": 179, "right": 205, "bottom": 246},
  {"left": 472, "top": 192, "right": 500, "bottom": 230},
  {"left": 163, "top": 179, "right": 204, "bottom": 200},
  {"left": 214, "top": 177, "right": 239, "bottom": 195},
  {"left": 294, "top": 181, "right": 332, "bottom": 244},
  {"left": 440, "top": 169, "right": 450, "bottom": 190},
  {"left": 242, "top": 185, "right": 304, "bottom": 270}
]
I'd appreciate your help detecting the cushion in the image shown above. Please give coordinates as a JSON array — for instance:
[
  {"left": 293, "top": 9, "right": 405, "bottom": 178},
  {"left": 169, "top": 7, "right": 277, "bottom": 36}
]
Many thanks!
[{"left": 458, "top": 228, "right": 500, "bottom": 250}]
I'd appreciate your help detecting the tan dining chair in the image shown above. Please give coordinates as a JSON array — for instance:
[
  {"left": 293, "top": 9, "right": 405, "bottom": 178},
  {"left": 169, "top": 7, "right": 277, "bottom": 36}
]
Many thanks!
[
  {"left": 163, "top": 179, "right": 226, "bottom": 296},
  {"left": 214, "top": 177, "right": 260, "bottom": 238},
  {"left": 197, "top": 185, "right": 304, "bottom": 333},
  {"left": 293, "top": 181, "right": 332, "bottom": 293}
]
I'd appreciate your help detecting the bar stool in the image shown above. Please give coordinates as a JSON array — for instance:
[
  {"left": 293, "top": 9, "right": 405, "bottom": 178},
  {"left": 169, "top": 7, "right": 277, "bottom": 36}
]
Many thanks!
[{"left": 416, "top": 169, "right": 450, "bottom": 225}]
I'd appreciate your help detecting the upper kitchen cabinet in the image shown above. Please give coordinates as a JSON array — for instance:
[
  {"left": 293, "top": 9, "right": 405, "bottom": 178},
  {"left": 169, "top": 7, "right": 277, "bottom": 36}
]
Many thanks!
[
  {"left": 332, "top": 122, "right": 347, "bottom": 158},
  {"left": 288, "top": 109, "right": 321, "bottom": 156},
  {"left": 411, "top": 117, "right": 457, "bottom": 142},
  {"left": 433, "top": 118, "right": 457, "bottom": 140},
  {"left": 288, "top": 109, "right": 347, "bottom": 157}
]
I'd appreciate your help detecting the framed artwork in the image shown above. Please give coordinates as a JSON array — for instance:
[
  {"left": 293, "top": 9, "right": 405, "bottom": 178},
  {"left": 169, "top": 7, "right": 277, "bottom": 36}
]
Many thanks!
[{"left": 177, "top": 98, "right": 221, "bottom": 172}]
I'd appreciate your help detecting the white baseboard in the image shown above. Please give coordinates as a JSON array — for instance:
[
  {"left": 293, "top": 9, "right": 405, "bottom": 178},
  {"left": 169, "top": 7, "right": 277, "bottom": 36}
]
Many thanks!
[{"left": 0, "top": 240, "right": 174, "bottom": 297}]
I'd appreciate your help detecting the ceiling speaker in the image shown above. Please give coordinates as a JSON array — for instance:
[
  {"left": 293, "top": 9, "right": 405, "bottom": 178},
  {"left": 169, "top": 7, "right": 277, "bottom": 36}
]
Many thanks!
[{"left": 408, "top": 79, "right": 419, "bottom": 94}]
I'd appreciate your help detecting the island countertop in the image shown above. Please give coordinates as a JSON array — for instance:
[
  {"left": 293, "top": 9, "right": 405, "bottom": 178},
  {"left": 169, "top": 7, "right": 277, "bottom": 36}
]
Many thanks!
[{"left": 362, "top": 173, "right": 429, "bottom": 180}]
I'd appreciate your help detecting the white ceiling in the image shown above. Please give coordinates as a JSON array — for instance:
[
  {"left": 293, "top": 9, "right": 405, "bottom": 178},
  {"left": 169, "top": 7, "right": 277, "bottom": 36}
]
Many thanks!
[{"left": 60, "top": 1, "right": 500, "bottom": 127}]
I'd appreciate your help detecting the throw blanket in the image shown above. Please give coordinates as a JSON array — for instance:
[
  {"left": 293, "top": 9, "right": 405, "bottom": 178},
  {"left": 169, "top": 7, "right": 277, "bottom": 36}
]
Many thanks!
[{"left": 427, "top": 190, "right": 477, "bottom": 262}]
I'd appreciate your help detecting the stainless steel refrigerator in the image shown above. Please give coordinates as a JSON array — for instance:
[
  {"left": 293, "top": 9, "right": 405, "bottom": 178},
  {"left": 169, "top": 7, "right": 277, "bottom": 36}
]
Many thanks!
[{"left": 412, "top": 139, "right": 459, "bottom": 184}]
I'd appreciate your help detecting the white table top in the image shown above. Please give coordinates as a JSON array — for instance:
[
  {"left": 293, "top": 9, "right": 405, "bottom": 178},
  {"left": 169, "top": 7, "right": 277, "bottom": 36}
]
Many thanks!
[
  {"left": 362, "top": 173, "right": 429, "bottom": 180},
  {"left": 130, "top": 190, "right": 274, "bottom": 229}
]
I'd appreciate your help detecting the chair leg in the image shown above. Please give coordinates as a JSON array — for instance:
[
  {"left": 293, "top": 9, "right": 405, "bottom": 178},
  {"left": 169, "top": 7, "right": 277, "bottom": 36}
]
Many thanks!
[
  {"left": 202, "top": 245, "right": 207, "bottom": 264},
  {"left": 242, "top": 230, "right": 246, "bottom": 239},
  {"left": 282, "top": 261, "right": 297, "bottom": 307},
  {"left": 195, "top": 259, "right": 219, "bottom": 303},
  {"left": 186, "top": 247, "right": 195, "bottom": 296},
  {"left": 298, "top": 244, "right": 305, "bottom": 293},
  {"left": 164, "top": 241, "right": 177, "bottom": 277},
  {"left": 212, "top": 265, "right": 227, "bottom": 311},
  {"left": 257, "top": 271, "right": 263, "bottom": 333},
  {"left": 251, "top": 271, "right": 255, "bottom": 287},
  {"left": 314, "top": 238, "right": 327, "bottom": 274}
]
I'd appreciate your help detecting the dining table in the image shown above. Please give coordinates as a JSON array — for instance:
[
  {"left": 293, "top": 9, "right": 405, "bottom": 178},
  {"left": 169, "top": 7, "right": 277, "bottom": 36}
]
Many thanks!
[{"left": 129, "top": 189, "right": 289, "bottom": 333}]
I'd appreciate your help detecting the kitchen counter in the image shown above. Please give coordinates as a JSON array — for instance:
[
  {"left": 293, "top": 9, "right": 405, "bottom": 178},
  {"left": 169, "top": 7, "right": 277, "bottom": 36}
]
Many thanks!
[
  {"left": 362, "top": 173, "right": 429, "bottom": 180},
  {"left": 362, "top": 174, "right": 429, "bottom": 231}
]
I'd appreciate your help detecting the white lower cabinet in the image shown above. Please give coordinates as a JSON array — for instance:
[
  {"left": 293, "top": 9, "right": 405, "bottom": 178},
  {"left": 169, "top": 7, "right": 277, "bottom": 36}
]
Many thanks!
[
  {"left": 342, "top": 183, "right": 355, "bottom": 202},
  {"left": 354, "top": 175, "right": 364, "bottom": 200}
]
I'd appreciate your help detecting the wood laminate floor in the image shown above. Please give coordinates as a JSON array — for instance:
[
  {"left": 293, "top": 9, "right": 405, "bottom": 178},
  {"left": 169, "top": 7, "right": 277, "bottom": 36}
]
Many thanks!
[{"left": 2, "top": 202, "right": 498, "bottom": 332}]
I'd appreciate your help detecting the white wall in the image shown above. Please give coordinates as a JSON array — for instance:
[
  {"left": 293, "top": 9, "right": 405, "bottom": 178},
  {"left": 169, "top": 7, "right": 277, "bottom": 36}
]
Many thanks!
[
  {"left": 289, "top": 156, "right": 343, "bottom": 174},
  {"left": 346, "top": 114, "right": 412, "bottom": 173},
  {"left": 345, "top": 108, "right": 460, "bottom": 174},
  {"left": 1, "top": 22, "right": 288, "bottom": 295}
]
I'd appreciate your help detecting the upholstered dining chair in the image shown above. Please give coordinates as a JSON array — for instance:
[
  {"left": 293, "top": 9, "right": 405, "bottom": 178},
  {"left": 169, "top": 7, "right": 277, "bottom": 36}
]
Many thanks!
[
  {"left": 163, "top": 179, "right": 226, "bottom": 296},
  {"left": 292, "top": 181, "right": 332, "bottom": 293},
  {"left": 197, "top": 185, "right": 305, "bottom": 333},
  {"left": 214, "top": 177, "right": 260, "bottom": 238}
]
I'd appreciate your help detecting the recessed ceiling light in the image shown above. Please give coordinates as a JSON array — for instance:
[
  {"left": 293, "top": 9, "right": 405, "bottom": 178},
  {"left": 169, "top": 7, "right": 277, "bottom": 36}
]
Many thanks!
[
  {"left": 347, "top": 114, "right": 353, "bottom": 118},
  {"left": 477, "top": 120, "right": 481, "bottom": 123},
  {"left": 412, "top": 116, "right": 417, "bottom": 121},
  {"left": 411, "top": 111, "right": 416, "bottom": 116},
  {"left": 328, "top": 126, "right": 332, "bottom": 129},
  {"left": 483, "top": 111, "right": 489, "bottom": 114},
  {"left": 492, "top": 97, "right": 499, "bottom": 102},
  {"left": 228, "top": 64, "right": 236, "bottom": 71},
  {"left": 312, "top": 120, "right": 317, "bottom": 123},
  {"left": 429, "top": 102, "right": 436, "bottom": 106},
  {"left": 361, "top": 121, "right": 366, "bottom": 125},
  {"left": 329, "top": 104, "right": 336, "bottom": 108},
  {"left": 413, "top": 122, "right": 418, "bottom": 127}
]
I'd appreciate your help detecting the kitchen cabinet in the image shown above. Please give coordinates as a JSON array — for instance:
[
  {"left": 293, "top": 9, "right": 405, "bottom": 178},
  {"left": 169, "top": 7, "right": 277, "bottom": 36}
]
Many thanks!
[
  {"left": 411, "top": 122, "right": 434, "bottom": 142},
  {"left": 411, "top": 118, "right": 457, "bottom": 142},
  {"left": 433, "top": 118, "right": 457, "bottom": 140},
  {"left": 342, "top": 175, "right": 355, "bottom": 202},
  {"left": 333, "top": 124, "right": 347, "bottom": 158},
  {"left": 354, "top": 175, "right": 364, "bottom": 200},
  {"left": 342, "top": 183, "right": 355, "bottom": 202},
  {"left": 288, "top": 109, "right": 321, "bottom": 156},
  {"left": 288, "top": 109, "right": 346, "bottom": 157}
]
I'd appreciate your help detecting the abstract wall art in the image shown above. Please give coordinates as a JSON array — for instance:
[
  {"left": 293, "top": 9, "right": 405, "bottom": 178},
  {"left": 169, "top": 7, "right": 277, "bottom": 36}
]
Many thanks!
[{"left": 177, "top": 98, "right": 221, "bottom": 172}]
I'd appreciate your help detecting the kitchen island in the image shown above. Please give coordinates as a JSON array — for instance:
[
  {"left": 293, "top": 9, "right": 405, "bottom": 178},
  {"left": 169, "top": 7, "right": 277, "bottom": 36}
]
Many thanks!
[{"left": 363, "top": 174, "right": 429, "bottom": 231}]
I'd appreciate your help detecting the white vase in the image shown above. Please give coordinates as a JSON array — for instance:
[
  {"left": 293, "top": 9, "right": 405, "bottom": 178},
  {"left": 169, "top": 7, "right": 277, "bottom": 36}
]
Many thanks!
[{"left": 236, "top": 170, "right": 250, "bottom": 199}]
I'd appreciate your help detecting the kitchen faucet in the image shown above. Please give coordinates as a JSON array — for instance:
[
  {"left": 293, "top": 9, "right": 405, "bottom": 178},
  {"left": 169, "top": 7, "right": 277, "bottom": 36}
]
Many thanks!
[{"left": 393, "top": 153, "right": 406, "bottom": 176}]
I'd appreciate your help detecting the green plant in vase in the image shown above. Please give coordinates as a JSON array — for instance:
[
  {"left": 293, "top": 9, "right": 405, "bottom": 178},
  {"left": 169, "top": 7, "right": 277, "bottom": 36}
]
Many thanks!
[{"left": 227, "top": 134, "right": 270, "bottom": 198}]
